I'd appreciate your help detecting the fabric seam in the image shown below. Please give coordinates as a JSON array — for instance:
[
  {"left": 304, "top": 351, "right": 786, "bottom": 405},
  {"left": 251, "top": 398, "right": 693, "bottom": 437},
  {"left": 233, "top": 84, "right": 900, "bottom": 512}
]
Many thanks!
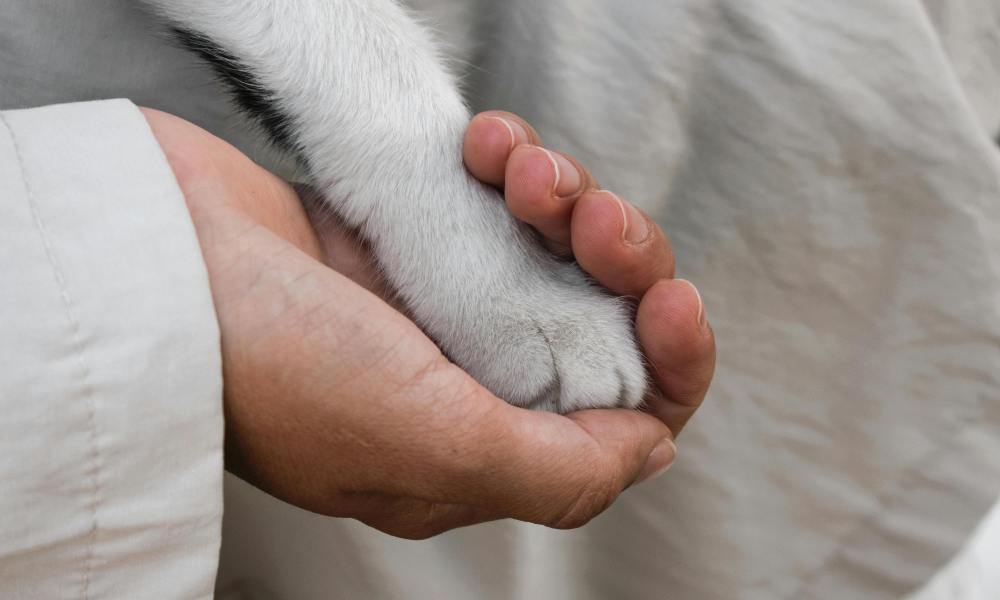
[{"left": 0, "top": 112, "right": 102, "bottom": 600}]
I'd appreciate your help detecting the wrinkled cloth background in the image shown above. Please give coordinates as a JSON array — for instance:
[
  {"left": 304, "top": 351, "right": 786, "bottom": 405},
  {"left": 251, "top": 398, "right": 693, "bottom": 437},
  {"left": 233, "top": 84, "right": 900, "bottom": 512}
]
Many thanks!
[{"left": 2, "top": 1, "right": 999, "bottom": 598}]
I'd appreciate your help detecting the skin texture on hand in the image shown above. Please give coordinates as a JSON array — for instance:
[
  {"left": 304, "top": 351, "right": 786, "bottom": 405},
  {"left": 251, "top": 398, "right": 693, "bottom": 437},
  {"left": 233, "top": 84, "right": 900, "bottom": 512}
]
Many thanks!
[{"left": 141, "top": 107, "right": 715, "bottom": 539}]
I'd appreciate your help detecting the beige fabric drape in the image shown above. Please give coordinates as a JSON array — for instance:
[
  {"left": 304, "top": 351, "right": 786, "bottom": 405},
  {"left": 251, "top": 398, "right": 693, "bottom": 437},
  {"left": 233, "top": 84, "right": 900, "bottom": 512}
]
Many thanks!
[{"left": 2, "top": 1, "right": 998, "bottom": 598}]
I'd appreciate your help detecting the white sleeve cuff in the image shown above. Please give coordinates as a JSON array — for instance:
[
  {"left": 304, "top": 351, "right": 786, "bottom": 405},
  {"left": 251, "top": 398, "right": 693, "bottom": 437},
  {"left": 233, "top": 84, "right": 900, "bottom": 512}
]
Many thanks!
[{"left": 0, "top": 99, "right": 223, "bottom": 599}]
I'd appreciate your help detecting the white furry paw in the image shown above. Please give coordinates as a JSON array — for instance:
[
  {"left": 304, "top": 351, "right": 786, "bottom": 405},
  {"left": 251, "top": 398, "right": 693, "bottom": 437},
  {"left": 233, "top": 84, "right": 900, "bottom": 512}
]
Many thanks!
[
  {"left": 435, "top": 243, "right": 649, "bottom": 413},
  {"left": 381, "top": 173, "right": 649, "bottom": 413}
]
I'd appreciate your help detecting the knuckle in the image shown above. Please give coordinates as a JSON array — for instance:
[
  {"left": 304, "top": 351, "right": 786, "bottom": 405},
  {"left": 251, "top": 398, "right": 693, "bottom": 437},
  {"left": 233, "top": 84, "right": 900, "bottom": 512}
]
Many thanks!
[
  {"left": 548, "top": 467, "right": 622, "bottom": 529},
  {"left": 611, "top": 236, "right": 673, "bottom": 283},
  {"left": 642, "top": 236, "right": 675, "bottom": 279}
]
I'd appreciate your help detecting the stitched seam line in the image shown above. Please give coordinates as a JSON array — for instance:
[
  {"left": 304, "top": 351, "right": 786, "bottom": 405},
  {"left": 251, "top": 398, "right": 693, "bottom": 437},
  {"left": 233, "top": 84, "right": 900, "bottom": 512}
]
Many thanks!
[{"left": 0, "top": 112, "right": 102, "bottom": 600}]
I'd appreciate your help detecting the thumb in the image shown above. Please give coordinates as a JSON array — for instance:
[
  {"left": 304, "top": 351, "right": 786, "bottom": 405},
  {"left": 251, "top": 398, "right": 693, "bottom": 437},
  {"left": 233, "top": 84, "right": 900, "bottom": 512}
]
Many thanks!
[
  {"left": 513, "top": 408, "right": 675, "bottom": 528},
  {"left": 368, "top": 390, "right": 676, "bottom": 529}
]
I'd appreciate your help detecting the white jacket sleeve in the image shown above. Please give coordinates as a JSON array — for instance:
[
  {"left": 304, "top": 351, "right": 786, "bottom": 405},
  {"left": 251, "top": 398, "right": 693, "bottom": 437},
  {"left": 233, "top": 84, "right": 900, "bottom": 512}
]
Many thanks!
[{"left": 0, "top": 100, "right": 223, "bottom": 599}]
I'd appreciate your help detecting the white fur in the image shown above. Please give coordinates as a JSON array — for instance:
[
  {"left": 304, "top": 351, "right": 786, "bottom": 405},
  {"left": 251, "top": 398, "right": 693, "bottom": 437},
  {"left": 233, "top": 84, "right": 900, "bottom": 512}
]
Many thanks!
[{"left": 140, "top": 0, "right": 647, "bottom": 411}]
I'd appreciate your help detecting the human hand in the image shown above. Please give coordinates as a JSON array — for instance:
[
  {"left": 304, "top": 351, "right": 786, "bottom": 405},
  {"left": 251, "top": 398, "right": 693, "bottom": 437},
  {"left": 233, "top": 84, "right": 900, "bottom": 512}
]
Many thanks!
[
  {"left": 463, "top": 111, "right": 716, "bottom": 434},
  {"left": 142, "top": 107, "right": 715, "bottom": 538}
]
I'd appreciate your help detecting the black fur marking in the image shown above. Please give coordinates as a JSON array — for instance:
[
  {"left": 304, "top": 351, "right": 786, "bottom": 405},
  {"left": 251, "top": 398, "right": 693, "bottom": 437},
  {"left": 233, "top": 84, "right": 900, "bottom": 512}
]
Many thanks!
[{"left": 171, "top": 27, "right": 301, "bottom": 155}]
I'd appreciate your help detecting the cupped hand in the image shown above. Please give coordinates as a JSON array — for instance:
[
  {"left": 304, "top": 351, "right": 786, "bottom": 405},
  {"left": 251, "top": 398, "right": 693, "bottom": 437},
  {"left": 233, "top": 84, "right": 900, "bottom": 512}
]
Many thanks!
[
  {"left": 142, "top": 107, "right": 715, "bottom": 539},
  {"left": 464, "top": 111, "right": 716, "bottom": 434}
]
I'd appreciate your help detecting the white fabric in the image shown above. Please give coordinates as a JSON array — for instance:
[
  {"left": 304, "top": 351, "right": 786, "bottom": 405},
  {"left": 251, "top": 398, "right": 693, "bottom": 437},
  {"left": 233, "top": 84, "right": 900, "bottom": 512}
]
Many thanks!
[
  {"left": 2, "top": 1, "right": 999, "bottom": 599},
  {"left": 911, "top": 499, "right": 1000, "bottom": 600},
  {"left": 0, "top": 100, "right": 223, "bottom": 599}
]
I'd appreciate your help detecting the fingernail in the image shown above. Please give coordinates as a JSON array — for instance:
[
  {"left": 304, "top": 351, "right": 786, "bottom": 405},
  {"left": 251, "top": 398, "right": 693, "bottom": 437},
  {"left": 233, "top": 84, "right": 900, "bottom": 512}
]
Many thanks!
[
  {"left": 539, "top": 147, "right": 583, "bottom": 198},
  {"left": 638, "top": 437, "right": 677, "bottom": 483},
  {"left": 486, "top": 116, "right": 527, "bottom": 152},
  {"left": 598, "top": 191, "right": 651, "bottom": 244},
  {"left": 677, "top": 279, "right": 706, "bottom": 329}
]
